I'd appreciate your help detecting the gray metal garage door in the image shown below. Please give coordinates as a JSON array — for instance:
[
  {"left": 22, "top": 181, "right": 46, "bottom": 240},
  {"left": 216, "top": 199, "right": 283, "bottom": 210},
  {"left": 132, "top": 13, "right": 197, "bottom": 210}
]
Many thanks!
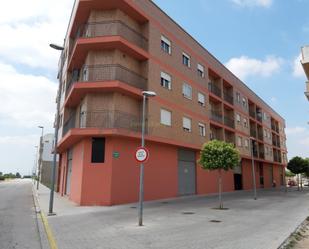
[{"left": 178, "top": 149, "right": 196, "bottom": 196}]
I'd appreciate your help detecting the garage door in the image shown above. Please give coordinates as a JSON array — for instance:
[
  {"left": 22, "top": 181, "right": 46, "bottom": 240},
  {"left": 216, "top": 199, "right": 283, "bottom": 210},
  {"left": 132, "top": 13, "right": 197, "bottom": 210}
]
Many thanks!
[{"left": 178, "top": 149, "right": 196, "bottom": 196}]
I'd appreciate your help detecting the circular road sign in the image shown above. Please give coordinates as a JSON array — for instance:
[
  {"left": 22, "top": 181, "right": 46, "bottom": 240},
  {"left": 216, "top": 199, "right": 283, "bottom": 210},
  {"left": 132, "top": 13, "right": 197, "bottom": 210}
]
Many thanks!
[{"left": 135, "top": 147, "right": 149, "bottom": 163}]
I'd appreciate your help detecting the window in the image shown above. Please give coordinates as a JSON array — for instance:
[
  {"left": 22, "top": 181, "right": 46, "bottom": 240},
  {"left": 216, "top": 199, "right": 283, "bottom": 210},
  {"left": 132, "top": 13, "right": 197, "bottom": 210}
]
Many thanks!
[
  {"left": 91, "top": 138, "right": 105, "bottom": 163},
  {"left": 183, "top": 117, "right": 192, "bottom": 132},
  {"left": 210, "top": 131, "right": 214, "bottom": 140},
  {"left": 82, "top": 67, "right": 89, "bottom": 81},
  {"left": 160, "top": 109, "right": 171, "bottom": 126},
  {"left": 161, "top": 35, "right": 171, "bottom": 54},
  {"left": 242, "top": 97, "right": 247, "bottom": 108},
  {"left": 265, "top": 147, "right": 269, "bottom": 155},
  {"left": 237, "top": 136, "right": 242, "bottom": 147},
  {"left": 243, "top": 118, "right": 248, "bottom": 128},
  {"left": 198, "top": 123, "right": 206, "bottom": 137},
  {"left": 197, "top": 63, "right": 205, "bottom": 78},
  {"left": 244, "top": 139, "right": 249, "bottom": 148},
  {"left": 263, "top": 112, "right": 267, "bottom": 121},
  {"left": 198, "top": 92, "right": 205, "bottom": 106},
  {"left": 160, "top": 72, "right": 172, "bottom": 90},
  {"left": 264, "top": 129, "right": 267, "bottom": 137},
  {"left": 182, "top": 52, "right": 191, "bottom": 67},
  {"left": 182, "top": 83, "right": 192, "bottom": 99},
  {"left": 236, "top": 92, "right": 241, "bottom": 103},
  {"left": 236, "top": 114, "right": 241, "bottom": 124}
]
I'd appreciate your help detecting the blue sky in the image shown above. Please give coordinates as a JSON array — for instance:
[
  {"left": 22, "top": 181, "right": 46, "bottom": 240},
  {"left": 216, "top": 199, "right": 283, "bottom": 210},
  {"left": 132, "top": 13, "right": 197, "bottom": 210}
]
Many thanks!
[{"left": 0, "top": 0, "right": 308, "bottom": 175}]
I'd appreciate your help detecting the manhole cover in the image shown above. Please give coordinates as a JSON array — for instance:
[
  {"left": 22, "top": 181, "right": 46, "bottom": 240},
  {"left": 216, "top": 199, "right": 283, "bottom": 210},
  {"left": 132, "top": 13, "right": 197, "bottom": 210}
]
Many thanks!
[
  {"left": 210, "top": 220, "right": 222, "bottom": 223},
  {"left": 182, "top": 211, "right": 195, "bottom": 215},
  {"left": 161, "top": 202, "right": 169, "bottom": 204}
]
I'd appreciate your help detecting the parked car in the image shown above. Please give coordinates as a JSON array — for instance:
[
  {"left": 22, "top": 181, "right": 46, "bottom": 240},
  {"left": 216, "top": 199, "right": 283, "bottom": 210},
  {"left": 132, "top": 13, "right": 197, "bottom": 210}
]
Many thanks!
[{"left": 288, "top": 180, "right": 297, "bottom": 186}]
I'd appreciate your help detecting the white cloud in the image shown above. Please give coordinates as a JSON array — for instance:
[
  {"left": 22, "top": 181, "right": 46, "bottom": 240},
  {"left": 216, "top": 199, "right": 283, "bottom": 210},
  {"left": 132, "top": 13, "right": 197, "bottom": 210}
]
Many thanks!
[
  {"left": 225, "top": 55, "right": 283, "bottom": 81},
  {"left": 230, "top": 0, "right": 273, "bottom": 8},
  {"left": 0, "top": 0, "right": 74, "bottom": 70},
  {"left": 285, "top": 126, "right": 309, "bottom": 159},
  {"left": 0, "top": 61, "right": 57, "bottom": 128},
  {"left": 292, "top": 53, "right": 305, "bottom": 78}
]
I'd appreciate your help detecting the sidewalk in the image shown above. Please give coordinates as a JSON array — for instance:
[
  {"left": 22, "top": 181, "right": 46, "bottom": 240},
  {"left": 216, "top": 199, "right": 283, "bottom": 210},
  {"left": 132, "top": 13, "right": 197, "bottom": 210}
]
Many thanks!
[{"left": 36, "top": 184, "right": 309, "bottom": 249}]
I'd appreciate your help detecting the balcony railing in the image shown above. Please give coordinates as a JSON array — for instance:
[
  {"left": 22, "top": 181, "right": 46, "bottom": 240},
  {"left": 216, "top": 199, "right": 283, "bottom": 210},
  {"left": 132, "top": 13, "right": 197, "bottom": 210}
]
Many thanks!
[
  {"left": 74, "top": 20, "right": 148, "bottom": 50},
  {"left": 256, "top": 112, "right": 262, "bottom": 122},
  {"left": 223, "top": 91, "right": 233, "bottom": 105},
  {"left": 257, "top": 131, "right": 263, "bottom": 141},
  {"left": 63, "top": 110, "right": 142, "bottom": 136},
  {"left": 66, "top": 64, "right": 147, "bottom": 95},
  {"left": 208, "top": 82, "right": 221, "bottom": 98},
  {"left": 259, "top": 150, "right": 265, "bottom": 159},
  {"left": 224, "top": 116, "right": 235, "bottom": 128},
  {"left": 271, "top": 124, "right": 279, "bottom": 133},
  {"left": 210, "top": 110, "right": 223, "bottom": 123},
  {"left": 250, "top": 129, "right": 257, "bottom": 138},
  {"left": 249, "top": 109, "right": 256, "bottom": 119}
]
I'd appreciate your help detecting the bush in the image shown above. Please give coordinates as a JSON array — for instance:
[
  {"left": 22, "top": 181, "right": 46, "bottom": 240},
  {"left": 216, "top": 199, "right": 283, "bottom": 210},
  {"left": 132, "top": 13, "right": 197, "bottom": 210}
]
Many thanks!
[{"left": 0, "top": 176, "right": 5, "bottom": 181}]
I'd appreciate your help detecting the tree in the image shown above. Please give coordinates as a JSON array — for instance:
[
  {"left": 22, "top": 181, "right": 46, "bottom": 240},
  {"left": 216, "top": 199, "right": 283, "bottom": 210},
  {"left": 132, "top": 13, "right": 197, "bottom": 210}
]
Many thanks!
[
  {"left": 198, "top": 140, "right": 240, "bottom": 209},
  {"left": 287, "top": 157, "right": 307, "bottom": 190},
  {"left": 15, "top": 172, "right": 21, "bottom": 178}
]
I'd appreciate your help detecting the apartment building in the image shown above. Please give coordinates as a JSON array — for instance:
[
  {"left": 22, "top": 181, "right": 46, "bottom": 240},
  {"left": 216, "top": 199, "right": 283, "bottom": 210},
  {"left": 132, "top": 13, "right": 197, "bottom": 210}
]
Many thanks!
[
  {"left": 55, "top": 0, "right": 287, "bottom": 206},
  {"left": 301, "top": 45, "right": 309, "bottom": 100}
]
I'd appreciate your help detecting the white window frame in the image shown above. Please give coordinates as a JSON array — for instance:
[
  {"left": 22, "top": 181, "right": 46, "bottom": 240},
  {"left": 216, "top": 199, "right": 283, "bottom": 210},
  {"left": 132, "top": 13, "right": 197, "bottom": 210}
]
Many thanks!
[
  {"left": 198, "top": 123, "right": 206, "bottom": 137},
  {"left": 236, "top": 92, "right": 241, "bottom": 103},
  {"left": 236, "top": 114, "right": 241, "bottom": 123},
  {"left": 161, "top": 35, "right": 171, "bottom": 54},
  {"left": 182, "top": 52, "right": 191, "bottom": 67},
  {"left": 237, "top": 136, "right": 242, "bottom": 147},
  {"left": 244, "top": 139, "right": 249, "bottom": 148},
  {"left": 198, "top": 92, "right": 205, "bottom": 106},
  {"left": 160, "top": 109, "right": 172, "bottom": 126},
  {"left": 183, "top": 117, "right": 192, "bottom": 132},
  {"left": 160, "top": 72, "right": 172, "bottom": 90},
  {"left": 243, "top": 118, "right": 248, "bottom": 128},
  {"left": 242, "top": 97, "right": 247, "bottom": 108},
  {"left": 197, "top": 63, "right": 205, "bottom": 78},
  {"left": 182, "top": 83, "right": 192, "bottom": 99}
]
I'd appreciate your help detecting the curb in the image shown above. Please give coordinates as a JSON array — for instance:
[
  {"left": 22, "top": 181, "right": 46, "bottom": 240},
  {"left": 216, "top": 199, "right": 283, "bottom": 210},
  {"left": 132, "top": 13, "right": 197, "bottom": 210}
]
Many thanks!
[{"left": 32, "top": 183, "right": 58, "bottom": 249}]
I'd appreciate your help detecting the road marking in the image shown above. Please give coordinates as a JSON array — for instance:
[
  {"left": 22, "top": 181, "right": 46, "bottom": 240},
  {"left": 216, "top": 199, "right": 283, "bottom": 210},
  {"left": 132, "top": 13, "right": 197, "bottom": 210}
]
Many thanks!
[{"left": 40, "top": 211, "right": 58, "bottom": 249}]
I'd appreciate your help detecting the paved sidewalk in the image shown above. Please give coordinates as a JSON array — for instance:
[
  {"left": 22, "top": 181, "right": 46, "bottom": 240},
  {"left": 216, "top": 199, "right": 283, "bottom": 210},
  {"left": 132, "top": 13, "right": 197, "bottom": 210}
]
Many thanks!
[{"left": 36, "top": 184, "right": 309, "bottom": 249}]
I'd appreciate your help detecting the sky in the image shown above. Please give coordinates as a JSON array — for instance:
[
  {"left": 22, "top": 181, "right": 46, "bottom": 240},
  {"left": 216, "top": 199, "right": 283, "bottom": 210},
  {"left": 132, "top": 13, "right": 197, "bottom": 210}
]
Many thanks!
[{"left": 0, "top": 0, "right": 308, "bottom": 175}]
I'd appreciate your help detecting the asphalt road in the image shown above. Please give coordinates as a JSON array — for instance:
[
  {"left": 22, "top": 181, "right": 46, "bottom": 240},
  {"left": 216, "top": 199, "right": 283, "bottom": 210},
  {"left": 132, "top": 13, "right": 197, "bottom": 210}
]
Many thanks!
[{"left": 0, "top": 179, "right": 42, "bottom": 249}]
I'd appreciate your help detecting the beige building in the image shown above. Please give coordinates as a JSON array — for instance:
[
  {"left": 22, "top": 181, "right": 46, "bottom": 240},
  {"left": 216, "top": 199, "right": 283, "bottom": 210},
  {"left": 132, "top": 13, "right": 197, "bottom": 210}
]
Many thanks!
[{"left": 301, "top": 45, "right": 309, "bottom": 100}]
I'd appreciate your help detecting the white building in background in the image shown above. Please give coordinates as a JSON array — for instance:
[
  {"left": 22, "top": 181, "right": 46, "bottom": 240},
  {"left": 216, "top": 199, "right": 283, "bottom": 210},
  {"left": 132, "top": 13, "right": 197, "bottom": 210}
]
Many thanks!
[{"left": 301, "top": 45, "right": 309, "bottom": 100}]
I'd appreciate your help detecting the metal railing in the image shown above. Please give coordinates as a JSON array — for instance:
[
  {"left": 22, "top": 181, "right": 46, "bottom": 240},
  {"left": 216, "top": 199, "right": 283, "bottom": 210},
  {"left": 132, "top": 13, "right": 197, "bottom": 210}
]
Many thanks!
[
  {"left": 250, "top": 129, "right": 257, "bottom": 138},
  {"left": 249, "top": 109, "right": 256, "bottom": 119},
  {"left": 63, "top": 110, "right": 142, "bottom": 136},
  {"left": 210, "top": 110, "right": 223, "bottom": 123},
  {"left": 74, "top": 20, "right": 148, "bottom": 50},
  {"left": 223, "top": 91, "right": 233, "bottom": 105},
  {"left": 256, "top": 112, "right": 262, "bottom": 122},
  {"left": 208, "top": 82, "right": 222, "bottom": 98},
  {"left": 257, "top": 130, "right": 263, "bottom": 141},
  {"left": 224, "top": 116, "right": 235, "bottom": 128},
  {"left": 66, "top": 64, "right": 147, "bottom": 95}
]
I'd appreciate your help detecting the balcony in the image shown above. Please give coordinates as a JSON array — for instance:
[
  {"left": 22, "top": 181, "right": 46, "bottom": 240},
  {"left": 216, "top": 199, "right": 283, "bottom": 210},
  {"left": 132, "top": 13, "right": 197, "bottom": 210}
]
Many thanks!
[
  {"left": 249, "top": 109, "right": 256, "bottom": 119},
  {"left": 68, "top": 21, "right": 149, "bottom": 70},
  {"left": 63, "top": 110, "right": 142, "bottom": 136},
  {"left": 208, "top": 82, "right": 222, "bottom": 98},
  {"left": 256, "top": 112, "right": 262, "bottom": 123},
  {"left": 224, "top": 116, "right": 235, "bottom": 129},
  {"left": 301, "top": 46, "right": 309, "bottom": 79},
  {"left": 74, "top": 21, "right": 148, "bottom": 51},
  {"left": 66, "top": 64, "right": 147, "bottom": 95},
  {"left": 250, "top": 128, "right": 257, "bottom": 138},
  {"left": 223, "top": 91, "right": 234, "bottom": 105},
  {"left": 210, "top": 110, "right": 223, "bottom": 123}
]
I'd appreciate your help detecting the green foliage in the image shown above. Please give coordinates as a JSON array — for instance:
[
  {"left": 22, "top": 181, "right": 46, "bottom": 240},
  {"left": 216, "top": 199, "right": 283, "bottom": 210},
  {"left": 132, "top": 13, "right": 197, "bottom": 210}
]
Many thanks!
[
  {"left": 287, "top": 156, "right": 308, "bottom": 175},
  {"left": 0, "top": 172, "right": 2, "bottom": 176},
  {"left": 198, "top": 140, "right": 240, "bottom": 171},
  {"left": 285, "top": 169, "right": 295, "bottom": 177},
  {"left": 15, "top": 172, "right": 21, "bottom": 178},
  {"left": 0, "top": 176, "right": 4, "bottom": 181}
]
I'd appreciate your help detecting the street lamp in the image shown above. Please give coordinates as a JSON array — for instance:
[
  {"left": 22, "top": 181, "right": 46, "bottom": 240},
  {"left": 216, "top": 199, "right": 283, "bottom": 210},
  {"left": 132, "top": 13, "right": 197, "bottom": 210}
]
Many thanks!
[
  {"left": 249, "top": 137, "right": 257, "bottom": 200},
  {"left": 138, "top": 91, "right": 156, "bottom": 226},
  {"left": 48, "top": 42, "right": 64, "bottom": 216},
  {"left": 37, "top": 126, "right": 44, "bottom": 190}
]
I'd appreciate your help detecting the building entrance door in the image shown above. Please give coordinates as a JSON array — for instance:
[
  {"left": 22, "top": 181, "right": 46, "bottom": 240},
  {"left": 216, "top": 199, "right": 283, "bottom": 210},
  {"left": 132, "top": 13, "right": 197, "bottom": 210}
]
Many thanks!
[
  {"left": 65, "top": 149, "right": 73, "bottom": 195},
  {"left": 233, "top": 164, "right": 242, "bottom": 190},
  {"left": 178, "top": 149, "right": 196, "bottom": 196},
  {"left": 259, "top": 163, "right": 264, "bottom": 188}
]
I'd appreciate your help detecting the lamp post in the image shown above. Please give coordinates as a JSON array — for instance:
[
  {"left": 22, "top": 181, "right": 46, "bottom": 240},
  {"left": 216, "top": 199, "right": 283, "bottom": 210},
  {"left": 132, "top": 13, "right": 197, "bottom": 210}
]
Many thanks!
[
  {"left": 48, "top": 43, "right": 64, "bottom": 216},
  {"left": 138, "top": 91, "right": 156, "bottom": 226},
  {"left": 250, "top": 137, "right": 257, "bottom": 200},
  {"left": 37, "top": 126, "right": 44, "bottom": 190}
]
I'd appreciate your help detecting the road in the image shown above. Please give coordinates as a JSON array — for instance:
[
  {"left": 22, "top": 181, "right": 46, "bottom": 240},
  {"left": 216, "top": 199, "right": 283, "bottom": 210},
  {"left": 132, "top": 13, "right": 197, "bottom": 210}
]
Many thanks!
[
  {"left": 36, "top": 182, "right": 309, "bottom": 249},
  {"left": 0, "top": 179, "right": 42, "bottom": 249}
]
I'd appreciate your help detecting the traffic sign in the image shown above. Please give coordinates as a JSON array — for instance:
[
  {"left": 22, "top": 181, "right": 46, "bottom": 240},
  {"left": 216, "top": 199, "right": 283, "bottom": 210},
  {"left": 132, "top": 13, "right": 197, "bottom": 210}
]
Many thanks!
[{"left": 135, "top": 147, "right": 149, "bottom": 163}]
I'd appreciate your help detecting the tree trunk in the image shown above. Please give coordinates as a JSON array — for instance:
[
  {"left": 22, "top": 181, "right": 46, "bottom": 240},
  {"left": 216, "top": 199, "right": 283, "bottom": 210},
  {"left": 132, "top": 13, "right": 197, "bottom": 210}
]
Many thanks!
[
  {"left": 301, "top": 174, "right": 303, "bottom": 190},
  {"left": 297, "top": 174, "right": 300, "bottom": 191},
  {"left": 218, "top": 169, "right": 223, "bottom": 209}
]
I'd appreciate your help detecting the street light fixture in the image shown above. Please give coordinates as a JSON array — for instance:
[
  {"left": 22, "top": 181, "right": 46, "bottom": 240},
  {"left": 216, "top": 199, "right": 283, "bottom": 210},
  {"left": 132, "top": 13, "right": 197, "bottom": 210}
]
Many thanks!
[
  {"left": 249, "top": 136, "right": 257, "bottom": 200},
  {"left": 37, "top": 126, "right": 44, "bottom": 190},
  {"left": 138, "top": 91, "right": 156, "bottom": 226},
  {"left": 48, "top": 42, "right": 64, "bottom": 216}
]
